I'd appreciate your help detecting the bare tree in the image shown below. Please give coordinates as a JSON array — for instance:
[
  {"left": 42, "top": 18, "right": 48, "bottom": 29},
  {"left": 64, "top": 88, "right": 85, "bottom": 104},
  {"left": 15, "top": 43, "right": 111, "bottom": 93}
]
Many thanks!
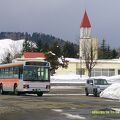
[
  {"left": 1, "top": 51, "right": 12, "bottom": 64},
  {"left": 81, "top": 39, "right": 98, "bottom": 77},
  {"left": 1, "top": 40, "right": 23, "bottom": 64},
  {"left": 9, "top": 40, "right": 23, "bottom": 59}
]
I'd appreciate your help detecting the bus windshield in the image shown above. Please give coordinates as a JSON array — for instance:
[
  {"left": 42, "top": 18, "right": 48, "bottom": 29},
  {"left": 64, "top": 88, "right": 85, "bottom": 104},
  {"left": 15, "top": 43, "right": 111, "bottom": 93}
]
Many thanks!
[{"left": 23, "top": 66, "right": 49, "bottom": 81}]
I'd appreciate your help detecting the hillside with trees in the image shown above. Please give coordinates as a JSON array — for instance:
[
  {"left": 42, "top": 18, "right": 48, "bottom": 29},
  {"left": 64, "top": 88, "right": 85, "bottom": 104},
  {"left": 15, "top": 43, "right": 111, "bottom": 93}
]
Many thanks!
[
  {"left": 0, "top": 32, "right": 79, "bottom": 58},
  {"left": 0, "top": 32, "right": 79, "bottom": 74}
]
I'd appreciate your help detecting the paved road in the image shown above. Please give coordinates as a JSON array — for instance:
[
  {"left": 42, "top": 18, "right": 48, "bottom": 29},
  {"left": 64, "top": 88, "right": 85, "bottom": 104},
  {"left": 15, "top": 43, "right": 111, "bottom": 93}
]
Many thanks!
[{"left": 0, "top": 88, "right": 120, "bottom": 120}]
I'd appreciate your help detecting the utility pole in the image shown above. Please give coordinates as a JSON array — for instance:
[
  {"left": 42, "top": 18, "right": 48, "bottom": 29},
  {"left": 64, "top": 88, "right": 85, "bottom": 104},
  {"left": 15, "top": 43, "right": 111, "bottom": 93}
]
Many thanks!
[{"left": 79, "top": 56, "right": 82, "bottom": 78}]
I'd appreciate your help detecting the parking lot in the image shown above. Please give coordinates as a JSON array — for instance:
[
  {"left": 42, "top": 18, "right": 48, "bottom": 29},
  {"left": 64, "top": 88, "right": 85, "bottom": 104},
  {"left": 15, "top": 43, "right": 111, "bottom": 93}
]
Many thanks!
[{"left": 0, "top": 85, "right": 120, "bottom": 120}]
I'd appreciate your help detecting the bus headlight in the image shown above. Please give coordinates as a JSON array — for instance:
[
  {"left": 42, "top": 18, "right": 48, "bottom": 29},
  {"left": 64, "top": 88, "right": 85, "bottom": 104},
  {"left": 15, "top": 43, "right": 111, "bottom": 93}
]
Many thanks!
[
  {"left": 46, "top": 85, "right": 50, "bottom": 89},
  {"left": 23, "top": 84, "right": 29, "bottom": 89}
]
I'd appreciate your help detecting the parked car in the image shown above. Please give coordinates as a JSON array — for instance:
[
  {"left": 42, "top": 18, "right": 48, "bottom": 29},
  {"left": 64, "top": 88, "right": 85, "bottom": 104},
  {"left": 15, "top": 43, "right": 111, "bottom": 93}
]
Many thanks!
[{"left": 85, "top": 78, "right": 109, "bottom": 97}]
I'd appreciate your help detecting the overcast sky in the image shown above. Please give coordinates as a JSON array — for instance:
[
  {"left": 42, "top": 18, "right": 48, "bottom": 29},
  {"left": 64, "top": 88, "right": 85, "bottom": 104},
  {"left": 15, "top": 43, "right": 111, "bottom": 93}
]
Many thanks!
[{"left": 0, "top": 0, "right": 120, "bottom": 48}]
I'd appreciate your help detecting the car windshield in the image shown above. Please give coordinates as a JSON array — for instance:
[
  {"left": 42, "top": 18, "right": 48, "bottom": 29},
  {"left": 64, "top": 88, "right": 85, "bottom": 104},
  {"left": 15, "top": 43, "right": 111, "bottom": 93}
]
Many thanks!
[
  {"left": 94, "top": 79, "right": 108, "bottom": 85},
  {"left": 23, "top": 66, "right": 49, "bottom": 81}
]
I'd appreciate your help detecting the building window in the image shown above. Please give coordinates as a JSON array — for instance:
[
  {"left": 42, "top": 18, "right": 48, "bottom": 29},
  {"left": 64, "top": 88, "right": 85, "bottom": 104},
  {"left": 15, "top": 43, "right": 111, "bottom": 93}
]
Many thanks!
[
  {"left": 91, "top": 69, "right": 115, "bottom": 77},
  {"left": 118, "top": 70, "right": 120, "bottom": 75},
  {"left": 76, "top": 68, "right": 85, "bottom": 75},
  {"left": 109, "top": 69, "right": 115, "bottom": 76},
  {"left": 102, "top": 69, "right": 109, "bottom": 76}
]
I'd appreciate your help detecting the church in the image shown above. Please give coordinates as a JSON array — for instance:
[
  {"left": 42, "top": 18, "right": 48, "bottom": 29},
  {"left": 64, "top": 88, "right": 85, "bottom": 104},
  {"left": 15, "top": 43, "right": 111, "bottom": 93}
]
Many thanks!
[{"left": 56, "top": 11, "right": 120, "bottom": 77}]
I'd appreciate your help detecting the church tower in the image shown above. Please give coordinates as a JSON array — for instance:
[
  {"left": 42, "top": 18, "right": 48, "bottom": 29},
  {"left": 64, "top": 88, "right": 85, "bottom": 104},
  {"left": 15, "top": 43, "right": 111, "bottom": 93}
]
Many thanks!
[
  {"left": 80, "top": 10, "right": 91, "bottom": 38},
  {"left": 80, "top": 11, "right": 98, "bottom": 60}
]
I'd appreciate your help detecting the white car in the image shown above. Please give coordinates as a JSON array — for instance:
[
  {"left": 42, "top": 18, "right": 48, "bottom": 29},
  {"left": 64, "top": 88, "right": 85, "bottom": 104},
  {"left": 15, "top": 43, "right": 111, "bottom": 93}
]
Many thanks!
[{"left": 85, "top": 78, "right": 109, "bottom": 97}]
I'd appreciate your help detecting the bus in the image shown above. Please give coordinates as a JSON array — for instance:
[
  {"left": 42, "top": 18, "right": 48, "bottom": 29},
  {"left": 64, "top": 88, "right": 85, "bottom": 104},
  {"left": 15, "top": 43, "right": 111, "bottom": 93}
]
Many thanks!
[{"left": 0, "top": 59, "right": 50, "bottom": 96}]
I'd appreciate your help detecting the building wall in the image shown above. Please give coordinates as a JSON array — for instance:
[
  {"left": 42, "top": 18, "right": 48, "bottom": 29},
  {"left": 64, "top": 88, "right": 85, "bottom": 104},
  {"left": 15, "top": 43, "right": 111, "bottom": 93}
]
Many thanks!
[
  {"left": 55, "top": 62, "right": 77, "bottom": 75},
  {"left": 78, "top": 60, "right": 120, "bottom": 76},
  {"left": 93, "top": 61, "right": 120, "bottom": 76},
  {"left": 56, "top": 59, "right": 120, "bottom": 77},
  {"left": 80, "top": 37, "right": 98, "bottom": 59}
]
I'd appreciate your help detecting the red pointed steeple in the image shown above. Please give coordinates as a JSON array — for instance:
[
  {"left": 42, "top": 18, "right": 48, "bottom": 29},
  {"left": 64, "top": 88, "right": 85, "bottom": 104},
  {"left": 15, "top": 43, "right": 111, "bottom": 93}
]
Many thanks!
[{"left": 80, "top": 11, "right": 91, "bottom": 28}]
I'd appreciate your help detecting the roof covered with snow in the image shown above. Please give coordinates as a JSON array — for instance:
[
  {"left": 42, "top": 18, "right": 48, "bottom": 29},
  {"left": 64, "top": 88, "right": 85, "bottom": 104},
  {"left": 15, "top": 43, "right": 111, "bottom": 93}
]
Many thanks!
[{"left": 65, "top": 58, "right": 120, "bottom": 64}]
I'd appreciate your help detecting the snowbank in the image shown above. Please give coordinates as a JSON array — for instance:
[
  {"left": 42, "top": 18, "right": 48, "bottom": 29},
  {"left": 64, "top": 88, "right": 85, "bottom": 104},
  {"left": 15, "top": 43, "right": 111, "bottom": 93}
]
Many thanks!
[
  {"left": 51, "top": 74, "right": 120, "bottom": 84},
  {"left": 107, "top": 75, "right": 120, "bottom": 83},
  {"left": 100, "top": 83, "right": 120, "bottom": 100},
  {"left": 51, "top": 74, "right": 88, "bottom": 83}
]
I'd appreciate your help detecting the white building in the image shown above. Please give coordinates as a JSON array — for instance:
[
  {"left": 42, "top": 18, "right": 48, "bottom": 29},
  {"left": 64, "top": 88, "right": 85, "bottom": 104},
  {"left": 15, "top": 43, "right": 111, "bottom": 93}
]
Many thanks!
[{"left": 56, "top": 58, "right": 120, "bottom": 77}]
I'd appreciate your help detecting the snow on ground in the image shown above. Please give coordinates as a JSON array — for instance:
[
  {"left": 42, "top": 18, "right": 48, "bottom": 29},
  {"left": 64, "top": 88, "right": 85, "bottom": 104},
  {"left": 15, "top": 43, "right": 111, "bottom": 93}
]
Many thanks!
[
  {"left": 107, "top": 75, "right": 120, "bottom": 83},
  {"left": 51, "top": 74, "right": 120, "bottom": 84},
  {"left": 51, "top": 74, "right": 120, "bottom": 100},
  {"left": 51, "top": 74, "right": 89, "bottom": 83}
]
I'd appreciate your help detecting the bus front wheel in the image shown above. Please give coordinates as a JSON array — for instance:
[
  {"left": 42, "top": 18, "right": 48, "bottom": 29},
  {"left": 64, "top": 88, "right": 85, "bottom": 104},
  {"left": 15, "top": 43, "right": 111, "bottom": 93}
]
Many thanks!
[
  {"left": 0, "top": 84, "right": 4, "bottom": 95},
  {"left": 37, "top": 92, "right": 43, "bottom": 96},
  {"left": 13, "top": 84, "right": 20, "bottom": 95}
]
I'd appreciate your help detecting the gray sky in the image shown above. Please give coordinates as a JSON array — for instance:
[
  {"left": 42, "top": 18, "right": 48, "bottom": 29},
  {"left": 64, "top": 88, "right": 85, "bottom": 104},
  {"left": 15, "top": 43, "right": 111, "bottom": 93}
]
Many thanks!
[{"left": 0, "top": 0, "right": 120, "bottom": 48}]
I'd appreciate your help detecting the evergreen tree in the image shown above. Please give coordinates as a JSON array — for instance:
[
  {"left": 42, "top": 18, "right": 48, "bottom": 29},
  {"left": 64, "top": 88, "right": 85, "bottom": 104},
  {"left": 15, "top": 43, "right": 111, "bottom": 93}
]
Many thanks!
[
  {"left": 106, "top": 45, "right": 112, "bottom": 59},
  {"left": 99, "top": 39, "right": 118, "bottom": 59},
  {"left": 62, "top": 42, "right": 78, "bottom": 58},
  {"left": 111, "top": 49, "right": 118, "bottom": 59},
  {"left": 45, "top": 51, "right": 68, "bottom": 75},
  {"left": 23, "top": 32, "right": 37, "bottom": 52},
  {"left": 23, "top": 39, "right": 32, "bottom": 52},
  {"left": 50, "top": 41, "right": 62, "bottom": 57},
  {"left": 45, "top": 51, "right": 60, "bottom": 75},
  {"left": 99, "top": 39, "right": 107, "bottom": 59},
  {"left": 42, "top": 43, "right": 50, "bottom": 52},
  {"left": 35, "top": 40, "right": 43, "bottom": 52},
  {"left": 31, "top": 32, "right": 40, "bottom": 42}
]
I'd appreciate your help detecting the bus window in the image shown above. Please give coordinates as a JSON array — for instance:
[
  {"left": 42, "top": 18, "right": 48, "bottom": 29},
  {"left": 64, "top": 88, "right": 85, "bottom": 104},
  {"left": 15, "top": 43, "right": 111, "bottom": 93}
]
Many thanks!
[
  {"left": 13, "top": 67, "right": 19, "bottom": 78},
  {"left": 19, "top": 67, "right": 23, "bottom": 79},
  {"left": 44, "top": 68, "right": 49, "bottom": 80},
  {"left": 8, "top": 67, "right": 13, "bottom": 78},
  {"left": 0, "top": 69, "right": 3, "bottom": 78},
  {"left": 23, "top": 66, "right": 49, "bottom": 81},
  {"left": 40, "top": 68, "right": 44, "bottom": 80},
  {"left": 1, "top": 69, "right": 5, "bottom": 78},
  {"left": 4, "top": 68, "right": 9, "bottom": 78}
]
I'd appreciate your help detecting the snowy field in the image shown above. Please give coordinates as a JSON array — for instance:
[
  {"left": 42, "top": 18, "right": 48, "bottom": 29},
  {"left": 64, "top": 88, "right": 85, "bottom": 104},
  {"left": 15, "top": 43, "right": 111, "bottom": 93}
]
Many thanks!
[
  {"left": 51, "top": 74, "right": 120, "bottom": 84},
  {"left": 51, "top": 74, "right": 88, "bottom": 84},
  {"left": 51, "top": 74, "right": 120, "bottom": 100}
]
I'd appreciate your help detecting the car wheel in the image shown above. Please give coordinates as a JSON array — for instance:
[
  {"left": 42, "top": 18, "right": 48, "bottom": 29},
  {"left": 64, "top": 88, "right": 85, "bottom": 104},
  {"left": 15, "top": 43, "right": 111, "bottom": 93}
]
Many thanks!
[
  {"left": 93, "top": 89, "right": 98, "bottom": 97},
  {"left": 85, "top": 88, "right": 89, "bottom": 96},
  {"left": 37, "top": 92, "right": 43, "bottom": 96}
]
